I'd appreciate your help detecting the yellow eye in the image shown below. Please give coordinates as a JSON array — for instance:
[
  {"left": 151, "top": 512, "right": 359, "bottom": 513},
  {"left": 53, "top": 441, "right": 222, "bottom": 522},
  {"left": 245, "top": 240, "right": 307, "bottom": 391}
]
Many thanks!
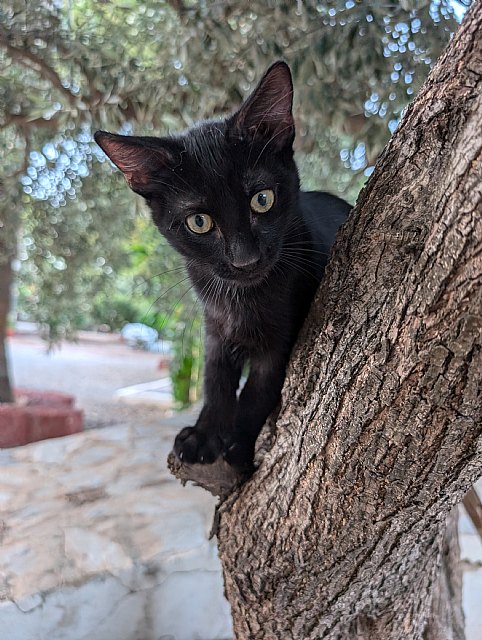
[
  {"left": 250, "top": 189, "right": 275, "bottom": 213},
  {"left": 185, "top": 213, "right": 214, "bottom": 234}
]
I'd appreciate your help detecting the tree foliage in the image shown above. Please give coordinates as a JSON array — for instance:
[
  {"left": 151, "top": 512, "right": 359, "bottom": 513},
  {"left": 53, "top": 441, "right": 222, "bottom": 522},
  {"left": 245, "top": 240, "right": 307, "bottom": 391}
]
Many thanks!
[{"left": 0, "top": 0, "right": 471, "bottom": 401}]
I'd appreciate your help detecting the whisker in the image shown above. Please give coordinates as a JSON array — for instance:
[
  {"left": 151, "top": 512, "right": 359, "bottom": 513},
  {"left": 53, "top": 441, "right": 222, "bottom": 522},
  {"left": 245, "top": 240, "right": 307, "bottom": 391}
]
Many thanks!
[
  {"left": 140, "top": 274, "right": 192, "bottom": 328},
  {"left": 277, "top": 258, "right": 319, "bottom": 282},
  {"left": 283, "top": 246, "right": 330, "bottom": 258},
  {"left": 134, "top": 265, "right": 187, "bottom": 291},
  {"left": 157, "top": 282, "right": 197, "bottom": 337},
  {"left": 280, "top": 252, "right": 324, "bottom": 270}
]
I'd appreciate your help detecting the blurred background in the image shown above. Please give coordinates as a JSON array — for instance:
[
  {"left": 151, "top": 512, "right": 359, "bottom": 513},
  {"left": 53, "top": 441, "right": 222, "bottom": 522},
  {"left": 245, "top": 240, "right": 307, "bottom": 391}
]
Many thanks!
[{"left": 0, "top": 0, "right": 470, "bottom": 411}]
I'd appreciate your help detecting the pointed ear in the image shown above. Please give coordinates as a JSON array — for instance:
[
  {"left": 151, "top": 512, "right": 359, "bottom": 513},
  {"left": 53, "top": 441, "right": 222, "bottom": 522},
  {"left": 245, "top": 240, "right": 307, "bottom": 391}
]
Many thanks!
[
  {"left": 94, "top": 131, "right": 173, "bottom": 193},
  {"left": 230, "top": 60, "right": 294, "bottom": 150}
]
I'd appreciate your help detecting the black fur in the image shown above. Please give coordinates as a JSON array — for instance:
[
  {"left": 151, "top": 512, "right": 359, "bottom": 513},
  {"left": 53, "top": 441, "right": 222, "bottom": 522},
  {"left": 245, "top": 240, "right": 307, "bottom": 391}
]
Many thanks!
[{"left": 95, "top": 61, "right": 351, "bottom": 472}]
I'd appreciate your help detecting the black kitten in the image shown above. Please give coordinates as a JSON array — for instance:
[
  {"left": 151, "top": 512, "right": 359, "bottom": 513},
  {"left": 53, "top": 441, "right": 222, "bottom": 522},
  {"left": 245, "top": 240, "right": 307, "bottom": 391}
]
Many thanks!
[{"left": 95, "top": 61, "right": 350, "bottom": 473}]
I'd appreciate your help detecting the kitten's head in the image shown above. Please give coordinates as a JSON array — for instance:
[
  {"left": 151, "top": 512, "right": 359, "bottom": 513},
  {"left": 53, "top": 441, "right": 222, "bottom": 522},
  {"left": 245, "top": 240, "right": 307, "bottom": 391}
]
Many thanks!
[{"left": 95, "top": 61, "right": 299, "bottom": 287}]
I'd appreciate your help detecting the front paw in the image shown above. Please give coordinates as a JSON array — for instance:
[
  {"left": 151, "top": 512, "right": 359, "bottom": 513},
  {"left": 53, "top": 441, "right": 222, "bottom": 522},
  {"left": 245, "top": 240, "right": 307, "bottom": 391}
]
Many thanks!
[
  {"left": 174, "top": 426, "right": 223, "bottom": 464},
  {"left": 223, "top": 440, "right": 255, "bottom": 474}
]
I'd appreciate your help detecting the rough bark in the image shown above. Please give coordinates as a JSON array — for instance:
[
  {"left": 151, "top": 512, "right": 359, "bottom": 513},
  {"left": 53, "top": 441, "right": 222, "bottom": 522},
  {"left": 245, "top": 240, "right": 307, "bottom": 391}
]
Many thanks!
[
  {"left": 214, "top": 4, "right": 482, "bottom": 639},
  {"left": 0, "top": 254, "right": 13, "bottom": 404},
  {"left": 0, "top": 147, "right": 28, "bottom": 404}
]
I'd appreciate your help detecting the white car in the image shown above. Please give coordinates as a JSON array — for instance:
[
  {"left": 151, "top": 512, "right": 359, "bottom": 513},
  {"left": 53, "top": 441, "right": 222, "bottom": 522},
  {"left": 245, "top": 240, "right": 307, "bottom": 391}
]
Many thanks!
[{"left": 121, "top": 323, "right": 158, "bottom": 350}]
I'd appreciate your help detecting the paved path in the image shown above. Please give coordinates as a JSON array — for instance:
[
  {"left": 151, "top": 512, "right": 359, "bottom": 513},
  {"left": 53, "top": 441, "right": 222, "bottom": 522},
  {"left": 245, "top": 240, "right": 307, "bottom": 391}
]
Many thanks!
[
  {"left": 7, "top": 332, "right": 173, "bottom": 429},
  {"left": 0, "top": 417, "right": 231, "bottom": 640}
]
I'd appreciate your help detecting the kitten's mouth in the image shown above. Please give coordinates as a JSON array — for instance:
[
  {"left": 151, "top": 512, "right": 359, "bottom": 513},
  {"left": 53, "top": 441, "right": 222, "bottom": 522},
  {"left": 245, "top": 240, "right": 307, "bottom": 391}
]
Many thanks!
[{"left": 222, "top": 266, "right": 271, "bottom": 288}]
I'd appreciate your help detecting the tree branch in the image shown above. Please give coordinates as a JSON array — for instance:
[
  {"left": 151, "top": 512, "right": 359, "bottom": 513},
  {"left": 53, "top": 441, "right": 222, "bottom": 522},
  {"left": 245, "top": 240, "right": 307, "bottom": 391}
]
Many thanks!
[
  {"left": 0, "top": 30, "right": 79, "bottom": 108},
  {"left": 463, "top": 487, "right": 482, "bottom": 540},
  {"left": 1, "top": 112, "right": 62, "bottom": 131}
]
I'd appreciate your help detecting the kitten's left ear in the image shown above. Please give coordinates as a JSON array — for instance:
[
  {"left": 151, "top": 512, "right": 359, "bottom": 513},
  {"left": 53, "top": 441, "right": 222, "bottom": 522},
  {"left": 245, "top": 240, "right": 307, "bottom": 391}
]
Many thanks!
[
  {"left": 230, "top": 60, "right": 294, "bottom": 150},
  {"left": 94, "top": 131, "right": 173, "bottom": 195}
]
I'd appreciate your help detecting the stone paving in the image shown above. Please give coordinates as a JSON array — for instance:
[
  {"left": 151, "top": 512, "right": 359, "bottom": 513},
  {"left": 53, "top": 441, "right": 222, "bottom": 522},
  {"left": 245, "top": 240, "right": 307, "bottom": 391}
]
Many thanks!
[
  {"left": 0, "top": 415, "right": 232, "bottom": 640},
  {"left": 0, "top": 413, "right": 480, "bottom": 640}
]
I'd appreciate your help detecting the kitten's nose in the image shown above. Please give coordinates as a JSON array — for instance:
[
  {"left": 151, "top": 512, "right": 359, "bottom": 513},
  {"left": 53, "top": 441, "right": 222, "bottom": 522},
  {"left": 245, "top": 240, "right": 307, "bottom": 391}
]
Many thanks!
[
  {"left": 231, "top": 250, "right": 261, "bottom": 270},
  {"left": 230, "top": 234, "right": 261, "bottom": 270}
]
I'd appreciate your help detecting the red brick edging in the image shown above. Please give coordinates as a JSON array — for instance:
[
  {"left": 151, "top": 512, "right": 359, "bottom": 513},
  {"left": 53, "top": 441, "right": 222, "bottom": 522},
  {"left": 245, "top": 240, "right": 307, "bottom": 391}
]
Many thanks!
[{"left": 0, "top": 389, "right": 83, "bottom": 448}]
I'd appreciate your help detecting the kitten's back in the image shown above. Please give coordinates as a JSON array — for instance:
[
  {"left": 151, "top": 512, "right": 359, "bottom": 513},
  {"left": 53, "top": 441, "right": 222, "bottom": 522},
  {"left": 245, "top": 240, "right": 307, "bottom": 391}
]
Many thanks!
[{"left": 299, "top": 191, "right": 351, "bottom": 277}]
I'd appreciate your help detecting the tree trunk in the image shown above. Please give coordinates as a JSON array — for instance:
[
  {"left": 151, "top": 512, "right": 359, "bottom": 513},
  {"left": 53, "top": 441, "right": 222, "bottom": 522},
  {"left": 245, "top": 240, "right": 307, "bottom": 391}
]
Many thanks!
[
  {"left": 216, "top": 3, "right": 482, "bottom": 638},
  {"left": 0, "top": 254, "right": 14, "bottom": 404}
]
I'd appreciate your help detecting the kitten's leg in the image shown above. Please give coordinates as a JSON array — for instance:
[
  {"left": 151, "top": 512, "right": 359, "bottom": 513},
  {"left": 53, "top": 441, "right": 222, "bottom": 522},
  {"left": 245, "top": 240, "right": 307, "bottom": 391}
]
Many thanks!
[
  {"left": 174, "top": 333, "right": 243, "bottom": 464},
  {"left": 227, "top": 350, "right": 289, "bottom": 469}
]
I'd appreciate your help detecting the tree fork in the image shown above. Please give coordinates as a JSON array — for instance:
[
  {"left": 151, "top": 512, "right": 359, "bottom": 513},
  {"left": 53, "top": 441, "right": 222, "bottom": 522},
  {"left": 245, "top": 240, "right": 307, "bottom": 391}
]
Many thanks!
[{"left": 215, "top": 3, "right": 482, "bottom": 639}]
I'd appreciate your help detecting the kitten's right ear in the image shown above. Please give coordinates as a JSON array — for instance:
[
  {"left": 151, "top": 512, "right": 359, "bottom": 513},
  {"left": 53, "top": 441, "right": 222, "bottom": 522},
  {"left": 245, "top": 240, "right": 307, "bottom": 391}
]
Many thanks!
[
  {"left": 230, "top": 60, "right": 294, "bottom": 150},
  {"left": 94, "top": 131, "right": 173, "bottom": 194}
]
